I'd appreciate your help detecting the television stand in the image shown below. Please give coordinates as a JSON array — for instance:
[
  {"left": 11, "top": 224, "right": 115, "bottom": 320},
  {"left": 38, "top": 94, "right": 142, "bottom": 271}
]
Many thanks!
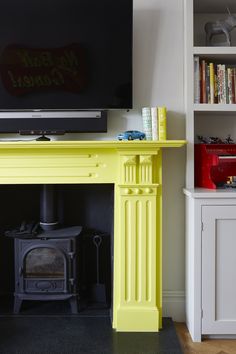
[
  {"left": 36, "top": 135, "right": 51, "bottom": 141},
  {"left": 19, "top": 130, "right": 65, "bottom": 141}
]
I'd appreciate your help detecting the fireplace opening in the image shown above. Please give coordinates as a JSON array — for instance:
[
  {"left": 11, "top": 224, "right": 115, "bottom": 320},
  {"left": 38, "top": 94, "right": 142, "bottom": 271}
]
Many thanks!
[{"left": 0, "top": 184, "right": 113, "bottom": 317}]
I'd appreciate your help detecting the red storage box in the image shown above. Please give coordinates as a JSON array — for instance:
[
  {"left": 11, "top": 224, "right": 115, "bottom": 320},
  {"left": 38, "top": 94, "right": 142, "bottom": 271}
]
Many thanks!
[{"left": 195, "top": 144, "right": 236, "bottom": 189}]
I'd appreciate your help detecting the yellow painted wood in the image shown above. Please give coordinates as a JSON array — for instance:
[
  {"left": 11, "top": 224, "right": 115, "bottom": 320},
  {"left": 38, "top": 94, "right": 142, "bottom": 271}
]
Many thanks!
[
  {"left": 114, "top": 148, "right": 163, "bottom": 331},
  {"left": 0, "top": 140, "right": 186, "bottom": 332},
  {"left": 0, "top": 140, "right": 186, "bottom": 149},
  {"left": 116, "top": 187, "right": 159, "bottom": 331}
]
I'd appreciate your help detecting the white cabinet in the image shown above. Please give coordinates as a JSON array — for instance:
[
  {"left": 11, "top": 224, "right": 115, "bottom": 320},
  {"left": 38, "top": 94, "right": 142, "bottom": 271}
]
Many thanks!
[
  {"left": 202, "top": 205, "right": 236, "bottom": 334},
  {"left": 184, "top": 189, "right": 236, "bottom": 341}
]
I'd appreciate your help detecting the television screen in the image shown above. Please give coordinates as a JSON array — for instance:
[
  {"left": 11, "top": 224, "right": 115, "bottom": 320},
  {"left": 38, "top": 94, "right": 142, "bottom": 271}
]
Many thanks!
[{"left": 0, "top": 0, "right": 133, "bottom": 133}]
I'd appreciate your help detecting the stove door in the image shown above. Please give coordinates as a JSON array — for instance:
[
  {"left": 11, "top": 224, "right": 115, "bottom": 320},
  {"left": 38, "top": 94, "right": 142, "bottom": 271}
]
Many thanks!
[
  {"left": 24, "top": 246, "right": 67, "bottom": 293},
  {"left": 14, "top": 237, "right": 77, "bottom": 295}
]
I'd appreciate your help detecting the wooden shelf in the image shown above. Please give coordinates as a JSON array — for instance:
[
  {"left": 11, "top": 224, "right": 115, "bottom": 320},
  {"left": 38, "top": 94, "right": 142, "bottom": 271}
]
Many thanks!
[
  {"left": 194, "top": 47, "right": 236, "bottom": 60},
  {"left": 184, "top": 187, "right": 236, "bottom": 198},
  {"left": 194, "top": 104, "right": 236, "bottom": 112},
  {"left": 194, "top": 0, "right": 236, "bottom": 14}
]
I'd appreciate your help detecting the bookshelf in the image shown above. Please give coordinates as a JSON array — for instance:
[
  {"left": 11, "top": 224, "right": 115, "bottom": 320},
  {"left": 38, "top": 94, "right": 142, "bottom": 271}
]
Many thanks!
[
  {"left": 184, "top": 0, "right": 236, "bottom": 342},
  {"left": 185, "top": 0, "right": 236, "bottom": 188}
]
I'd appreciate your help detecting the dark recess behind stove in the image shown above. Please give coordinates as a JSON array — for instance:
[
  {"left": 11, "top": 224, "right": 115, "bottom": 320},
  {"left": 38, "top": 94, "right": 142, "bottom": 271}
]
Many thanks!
[{"left": 0, "top": 184, "right": 114, "bottom": 294}]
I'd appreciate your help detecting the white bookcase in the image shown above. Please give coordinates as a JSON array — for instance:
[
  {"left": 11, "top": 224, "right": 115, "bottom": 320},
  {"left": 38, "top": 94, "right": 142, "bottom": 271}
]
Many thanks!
[{"left": 184, "top": 0, "right": 236, "bottom": 342}]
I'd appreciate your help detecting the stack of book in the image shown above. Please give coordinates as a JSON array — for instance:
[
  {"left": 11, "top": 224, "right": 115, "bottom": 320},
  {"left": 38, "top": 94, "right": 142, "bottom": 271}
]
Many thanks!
[
  {"left": 194, "top": 56, "right": 236, "bottom": 104},
  {"left": 141, "top": 106, "right": 167, "bottom": 140}
]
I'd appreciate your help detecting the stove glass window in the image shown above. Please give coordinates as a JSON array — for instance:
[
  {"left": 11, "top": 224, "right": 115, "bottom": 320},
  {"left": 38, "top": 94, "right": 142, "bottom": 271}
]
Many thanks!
[{"left": 25, "top": 247, "right": 64, "bottom": 278}]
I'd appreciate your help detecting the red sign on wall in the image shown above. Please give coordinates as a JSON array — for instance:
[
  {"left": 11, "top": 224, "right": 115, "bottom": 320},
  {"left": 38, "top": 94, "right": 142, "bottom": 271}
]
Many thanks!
[{"left": 0, "top": 44, "right": 87, "bottom": 96}]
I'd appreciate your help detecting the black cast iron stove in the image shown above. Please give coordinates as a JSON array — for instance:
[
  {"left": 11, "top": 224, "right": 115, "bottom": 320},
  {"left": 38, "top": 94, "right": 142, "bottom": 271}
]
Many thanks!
[
  {"left": 6, "top": 185, "right": 82, "bottom": 314},
  {"left": 13, "top": 226, "right": 81, "bottom": 314}
]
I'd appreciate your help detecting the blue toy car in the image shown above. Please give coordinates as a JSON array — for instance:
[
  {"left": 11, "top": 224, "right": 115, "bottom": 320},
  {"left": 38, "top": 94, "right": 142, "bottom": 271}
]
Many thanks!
[{"left": 117, "top": 130, "right": 146, "bottom": 141}]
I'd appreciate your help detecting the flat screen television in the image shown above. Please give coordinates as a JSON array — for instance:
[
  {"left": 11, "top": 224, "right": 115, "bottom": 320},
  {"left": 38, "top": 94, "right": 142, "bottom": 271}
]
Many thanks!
[{"left": 0, "top": 0, "right": 133, "bottom": 134}]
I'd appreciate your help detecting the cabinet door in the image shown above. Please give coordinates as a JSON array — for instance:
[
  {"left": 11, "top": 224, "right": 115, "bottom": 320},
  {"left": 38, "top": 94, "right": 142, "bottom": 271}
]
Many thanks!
[{"left": 202, "top": 205, "right": 236, "bottom": 334}]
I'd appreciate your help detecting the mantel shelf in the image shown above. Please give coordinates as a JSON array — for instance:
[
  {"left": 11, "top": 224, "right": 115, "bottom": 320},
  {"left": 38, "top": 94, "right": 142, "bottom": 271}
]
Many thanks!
[
  {"left": 0, "top": 139, "right": 186, "bottom": 186},
  {"left": 0, "top": 140, "right": 186, "bottom": 150}
]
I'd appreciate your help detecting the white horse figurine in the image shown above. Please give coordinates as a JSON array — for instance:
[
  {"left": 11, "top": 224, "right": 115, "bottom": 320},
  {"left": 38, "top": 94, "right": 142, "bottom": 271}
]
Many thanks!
[{"left": 205, "top": 8, "right": 236, "bottom": 46}]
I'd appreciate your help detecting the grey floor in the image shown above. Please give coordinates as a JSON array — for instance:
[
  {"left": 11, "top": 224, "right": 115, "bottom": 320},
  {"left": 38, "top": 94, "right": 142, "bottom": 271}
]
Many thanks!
[
  {"left": 0, "top": 317, "right": 182, "bottom": 354},
  {"left": 0, "top": 297, "right": 183, "bottom": 354}
]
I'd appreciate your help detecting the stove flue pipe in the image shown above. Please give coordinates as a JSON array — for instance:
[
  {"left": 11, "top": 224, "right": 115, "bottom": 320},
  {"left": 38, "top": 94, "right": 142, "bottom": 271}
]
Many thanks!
[{"left": 40, "top": 184, "right": 59, "bottom": 231}]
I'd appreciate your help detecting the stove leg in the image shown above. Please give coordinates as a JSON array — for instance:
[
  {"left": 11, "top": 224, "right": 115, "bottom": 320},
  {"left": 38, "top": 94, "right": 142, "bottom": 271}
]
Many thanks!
[
  {"left": 69, "top": 296, "right": 78, "bottom": 314},
  {"left": 14, "top": 296, "right": 23, "bottom": 313}
]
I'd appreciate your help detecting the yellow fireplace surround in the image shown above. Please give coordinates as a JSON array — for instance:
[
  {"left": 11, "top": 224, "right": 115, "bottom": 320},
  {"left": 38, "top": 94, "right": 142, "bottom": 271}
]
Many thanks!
[{"left": 0, "top": 140, "right": 185, "bottom": 332}]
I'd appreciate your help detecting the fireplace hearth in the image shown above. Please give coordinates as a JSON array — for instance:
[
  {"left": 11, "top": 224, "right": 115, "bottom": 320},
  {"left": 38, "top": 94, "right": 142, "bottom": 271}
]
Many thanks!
[{"left": 12, "top": 226, "right": 82, "bottom": 314}]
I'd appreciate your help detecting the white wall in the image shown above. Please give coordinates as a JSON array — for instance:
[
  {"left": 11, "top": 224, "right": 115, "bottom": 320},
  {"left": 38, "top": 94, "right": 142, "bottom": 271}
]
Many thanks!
[
  {"left": 132, "top": 0, "right": 186, "bottom": 321},
  {"left": 4, "top": 0, "right": 186, "bottom": 321}
]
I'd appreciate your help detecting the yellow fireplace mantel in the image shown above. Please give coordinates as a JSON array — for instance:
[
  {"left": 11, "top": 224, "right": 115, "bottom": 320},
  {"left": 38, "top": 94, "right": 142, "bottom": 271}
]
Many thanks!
[{"left": 0, "top": 140, "right": 185, "bottom": 331}]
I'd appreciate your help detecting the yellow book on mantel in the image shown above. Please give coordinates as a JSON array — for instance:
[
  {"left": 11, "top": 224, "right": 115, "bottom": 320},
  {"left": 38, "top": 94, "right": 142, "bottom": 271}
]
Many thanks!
[{"left": 158, "top": 106, "right": 167, "bottom": 140}]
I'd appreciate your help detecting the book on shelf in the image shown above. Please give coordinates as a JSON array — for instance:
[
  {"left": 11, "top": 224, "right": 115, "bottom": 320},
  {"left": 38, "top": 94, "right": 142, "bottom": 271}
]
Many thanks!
[
  {"left": 206, "top": 64, "right": 210, "bottom": 103},
  {"left": 200, "top": 59, "right": 207, "bottom": 103},
  {"left": 218, "top": 64, "right": 226, "bottom": 104},
  {"left": 194, "top": 56, "right": 200, "bottom": 103},
  {"left": 223, "top": 64, "right": 228, "bottom": 104},
  {"left": 194, "top": 56, "right": 236, "bottom": 104},
  {"left": 209, "top": 62, "right": 215, "bottom": 104},
  {"left": 158, "top": 106, "right": 167, "bottom": 141},
  {"left": 228, "top": 68, "right": 235, "bottom": 104},
  {"left": 231, "top": 67, "right": 235, "bottom": 104},
  {"left": 142, "top": 107, "right": 152, "bottom": 140},
  {"left": 151, "top": 107, "right": 158, "bottom": 140}
]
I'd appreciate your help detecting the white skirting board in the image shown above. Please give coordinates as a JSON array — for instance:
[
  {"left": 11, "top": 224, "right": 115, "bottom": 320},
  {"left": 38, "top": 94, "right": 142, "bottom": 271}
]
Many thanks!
[{"left": 162, "top": 290, "right": 186, "bottom": 322}]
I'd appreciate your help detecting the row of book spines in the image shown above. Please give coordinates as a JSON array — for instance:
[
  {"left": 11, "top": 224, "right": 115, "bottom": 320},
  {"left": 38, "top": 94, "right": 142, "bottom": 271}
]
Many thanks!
[
  {"left": 194, "top": 57, "right": 236, "bottom": 104},
  {"left": 142, "top": 106, "right": 167, "bottom": 140}
]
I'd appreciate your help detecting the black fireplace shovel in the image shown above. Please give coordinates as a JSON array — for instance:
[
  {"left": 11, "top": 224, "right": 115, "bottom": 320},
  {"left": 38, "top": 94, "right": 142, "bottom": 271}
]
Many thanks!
[{"left": 92, "top": 234, "right": 106, "bottom": 303}]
